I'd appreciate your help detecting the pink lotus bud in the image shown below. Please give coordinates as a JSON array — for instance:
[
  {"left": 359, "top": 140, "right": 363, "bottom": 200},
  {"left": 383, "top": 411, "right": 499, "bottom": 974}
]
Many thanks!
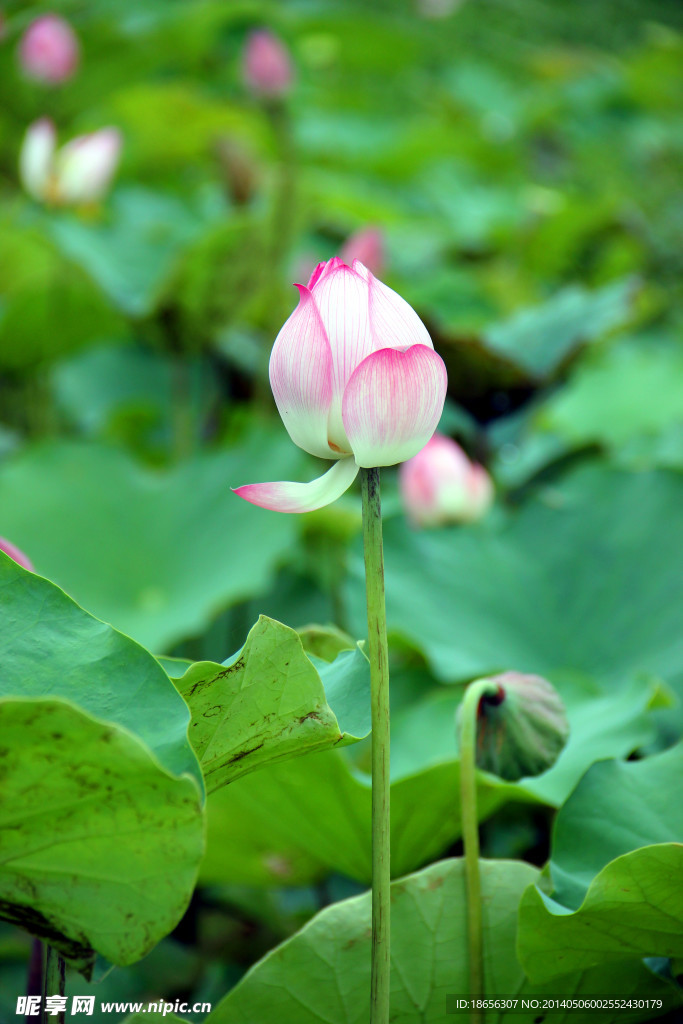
[
  {"left": 55, "top": 128, "right": 122, "bottom": 204},
  {"left": 19, "top": 14, "right": 80, "bottom": 85},
  {"left": 0, "top": 536, "right": 34, "bottom": 572},
  {"left": 19, "top": 117, "right": 56, "bottom": 201},
  {"left": 399, "top": 433, "right": 493, "bottom": 527},
  {"left": 243, "top": 29, "right": 294, "bottom": 99},
  {"left": 19, "top": 121, "right": 121, "bottom": 205},
  {"left": 234, "top": 257, "right": 448, "bottom": 513},
  {"left": 458, "top": 672, "right": 569, "bottom": 781},
  {"left": 340, "top": 228, "right": 385, "bottom": 277}
]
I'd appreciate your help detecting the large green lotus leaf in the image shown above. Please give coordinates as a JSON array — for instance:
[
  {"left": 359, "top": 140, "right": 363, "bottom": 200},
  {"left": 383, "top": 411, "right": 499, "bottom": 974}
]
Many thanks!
[
  {"left": 0, "top": 218, "right": 124, "bottom": 371},
  {"left": 518, "top": 746, "right": 683, "bottom": 981},
  {"left": 173, "top": 616, "right": 370, "bottom": 793},
  {"left": 547, "top": 744, "right": 683, "bottom": 910},
  {"left": 0, "top": 435, "right": 304, "bottom": 652},
  {"left": 0, "top": 552, "right": 199, "bottom": 784},
  {"left": 209, "top": 858, "right": 677, "bottom": 1024},
  {"left": 347, "top": 464, "right": 683, "bottom": 687},
  {"left": 52, "top": 343, "right": 219, "bottom": 444},
  {"left": 518, "top": 844, "right": 683, "bottom": 983},
  {"left": 489, "top": 336, "right": 683, "bottom": 485},
  {"left": 0, "top": 698, "right": 204, "bottom": 975},
  {"left": 538, "top": 335, "right": 683, "bottom": 448},
  {"left": 482, "top": 278, "right": 635, "bottom": 378},
  {"left": 201, "top": 670, "right": 654, "bottom": 885},
  {"left": 201, "top": 749, "right": 523, "bottom": 887},
  {"left": 48, "top": 187, "right": 216, "bottom": 317}
]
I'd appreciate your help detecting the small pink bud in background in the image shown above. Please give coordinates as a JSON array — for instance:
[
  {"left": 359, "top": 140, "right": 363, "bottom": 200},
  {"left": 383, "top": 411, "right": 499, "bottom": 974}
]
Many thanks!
[
  {"left": 243, "top": 29, "right": 294, "bottom": 99},
  {"left": 19, "top": 14, "right": 80, "bottom": 85},
  {"left": 399, "top": 433, "right": 493, "bottom": 527},
  {"left": 0, "top": 536, "right": 34, "bottom": 572},
  {"left": 340, "top": 228, "right": 385, "bottom": 277}
]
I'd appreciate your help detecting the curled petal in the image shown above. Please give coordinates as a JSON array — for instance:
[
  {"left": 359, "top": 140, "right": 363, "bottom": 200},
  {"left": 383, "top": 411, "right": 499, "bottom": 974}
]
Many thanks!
[
  {"left": 342, "top": 345, "right": 448, "bottom": 468},
  {"left": 233, "top": 457, "right": 359, "bottom": 514},
  {"left": 363, "top": 263, "right": 433, "bottom": 351},
  {"left": 269, "top": 285, "right": 334, "bottom": 459}
]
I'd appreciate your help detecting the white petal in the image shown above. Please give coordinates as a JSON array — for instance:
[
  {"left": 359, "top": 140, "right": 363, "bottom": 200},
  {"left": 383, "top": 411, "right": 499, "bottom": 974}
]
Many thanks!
[
  {"left": 270, "top": 285, "right": 335, "bottom": 459},
  {"left": 366, "top": 266, "right": 433, "bottom": 351},
  {"left": 19, "top": 119, "right": 55, "bottom": 201},
  {"left": 233, "top": 457, "right": 359, "bottom": 514}
]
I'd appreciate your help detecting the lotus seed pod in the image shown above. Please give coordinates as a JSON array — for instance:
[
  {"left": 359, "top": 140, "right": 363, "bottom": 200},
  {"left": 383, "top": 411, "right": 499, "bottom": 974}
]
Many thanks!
[{"left": 460, "top": 671, "right": 569, "bottom": 781}]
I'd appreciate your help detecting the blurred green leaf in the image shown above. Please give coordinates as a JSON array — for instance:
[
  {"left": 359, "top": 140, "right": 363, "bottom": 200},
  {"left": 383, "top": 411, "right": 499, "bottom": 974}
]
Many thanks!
[
  {"left": 483, "top": 278, "right": 636, "bottom": 377},
  {"left": 539, "top": 334, "right": 683, "bottom": 446},
  {"left": 347, "top": 464, "right": 683, "bottom": 688},
  {"left": 0, "top": 433, "right": 306, "bottom": 652},
  {"left": 49, "top": 188, "right": 219, "bottom": 317},
  {"left": 0, "top": 220, "right": 124, "bottom": 370}
]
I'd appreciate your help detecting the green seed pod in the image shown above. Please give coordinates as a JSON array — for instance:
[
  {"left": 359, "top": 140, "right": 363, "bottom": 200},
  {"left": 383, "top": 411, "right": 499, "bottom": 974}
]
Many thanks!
[{"left": 459, "top": 671, "right": 569, "bottom": 781}]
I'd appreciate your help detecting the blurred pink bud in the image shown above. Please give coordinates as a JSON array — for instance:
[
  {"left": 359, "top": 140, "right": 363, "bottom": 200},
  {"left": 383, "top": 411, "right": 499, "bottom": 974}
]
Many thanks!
[
  {"left": 340, "top": 228, "right": 385, "bottom": 277},
  {"left": 234, "top": 257, "right": 448, "bottom": 513},
  {"left": 399, "top": 433, "right": 494, "bottom": 527},
  {"left": 19, "top": 14, "right": 80, "bottom": 84},
  {"left": 243, "top": 29, "right": 294, "bottom": 99},
  {"left": 0, "top": 536, "right": 34, "bottom": 572},
  {"left": 19, "top": 120, "right": 121, "bottom": 205}
]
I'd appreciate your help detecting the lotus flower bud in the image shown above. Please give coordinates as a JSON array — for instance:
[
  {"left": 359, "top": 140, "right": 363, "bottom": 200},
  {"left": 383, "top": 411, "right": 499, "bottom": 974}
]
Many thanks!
[
  {"left": 459, "top": 672, "right": 569, "bottom": 781},
  {"left": 399, "top": 433, "right": 493, "bottom": 527},
  {"left": 19, "top": 14, "right": 80, "bottom": 85},
  {"left": 0, "top": 536, "right": 34, "bottom": 572},
  {"left": 234, "top": 257, "right": 448, "bottom": 513},
  {"left": 340, "top": 228, "right": 384, "bottom": 277},
  {"left": 243, "top": 29, "right": 294, "bottom": 99},
  {"left": 19, "top": 120, "right": 121, "bottom": 205}
]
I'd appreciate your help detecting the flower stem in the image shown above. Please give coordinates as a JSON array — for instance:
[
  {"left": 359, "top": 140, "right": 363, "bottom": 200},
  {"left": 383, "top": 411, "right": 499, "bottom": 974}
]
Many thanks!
[
  {"left": 360, "top": 467, "right": 391, "bottom": 1024},
  {"left": 42, "top": 944, "right": 65, "bottom": 1024},
  {"left": 458, "top": 679, "right": 497, "bottom": 1024}
]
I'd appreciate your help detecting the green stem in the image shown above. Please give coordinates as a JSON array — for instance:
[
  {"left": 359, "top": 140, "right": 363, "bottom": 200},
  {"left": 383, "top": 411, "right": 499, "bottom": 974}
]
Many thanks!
[
  {"left": 42, "top": 945, "right": 65, "bottom": 1024},
  {"left": 360, "top": 468, "right": 391, "bottom": 1024},
  {"left": 458, "top": 679, "right": 498, "bottom": 1024}
]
